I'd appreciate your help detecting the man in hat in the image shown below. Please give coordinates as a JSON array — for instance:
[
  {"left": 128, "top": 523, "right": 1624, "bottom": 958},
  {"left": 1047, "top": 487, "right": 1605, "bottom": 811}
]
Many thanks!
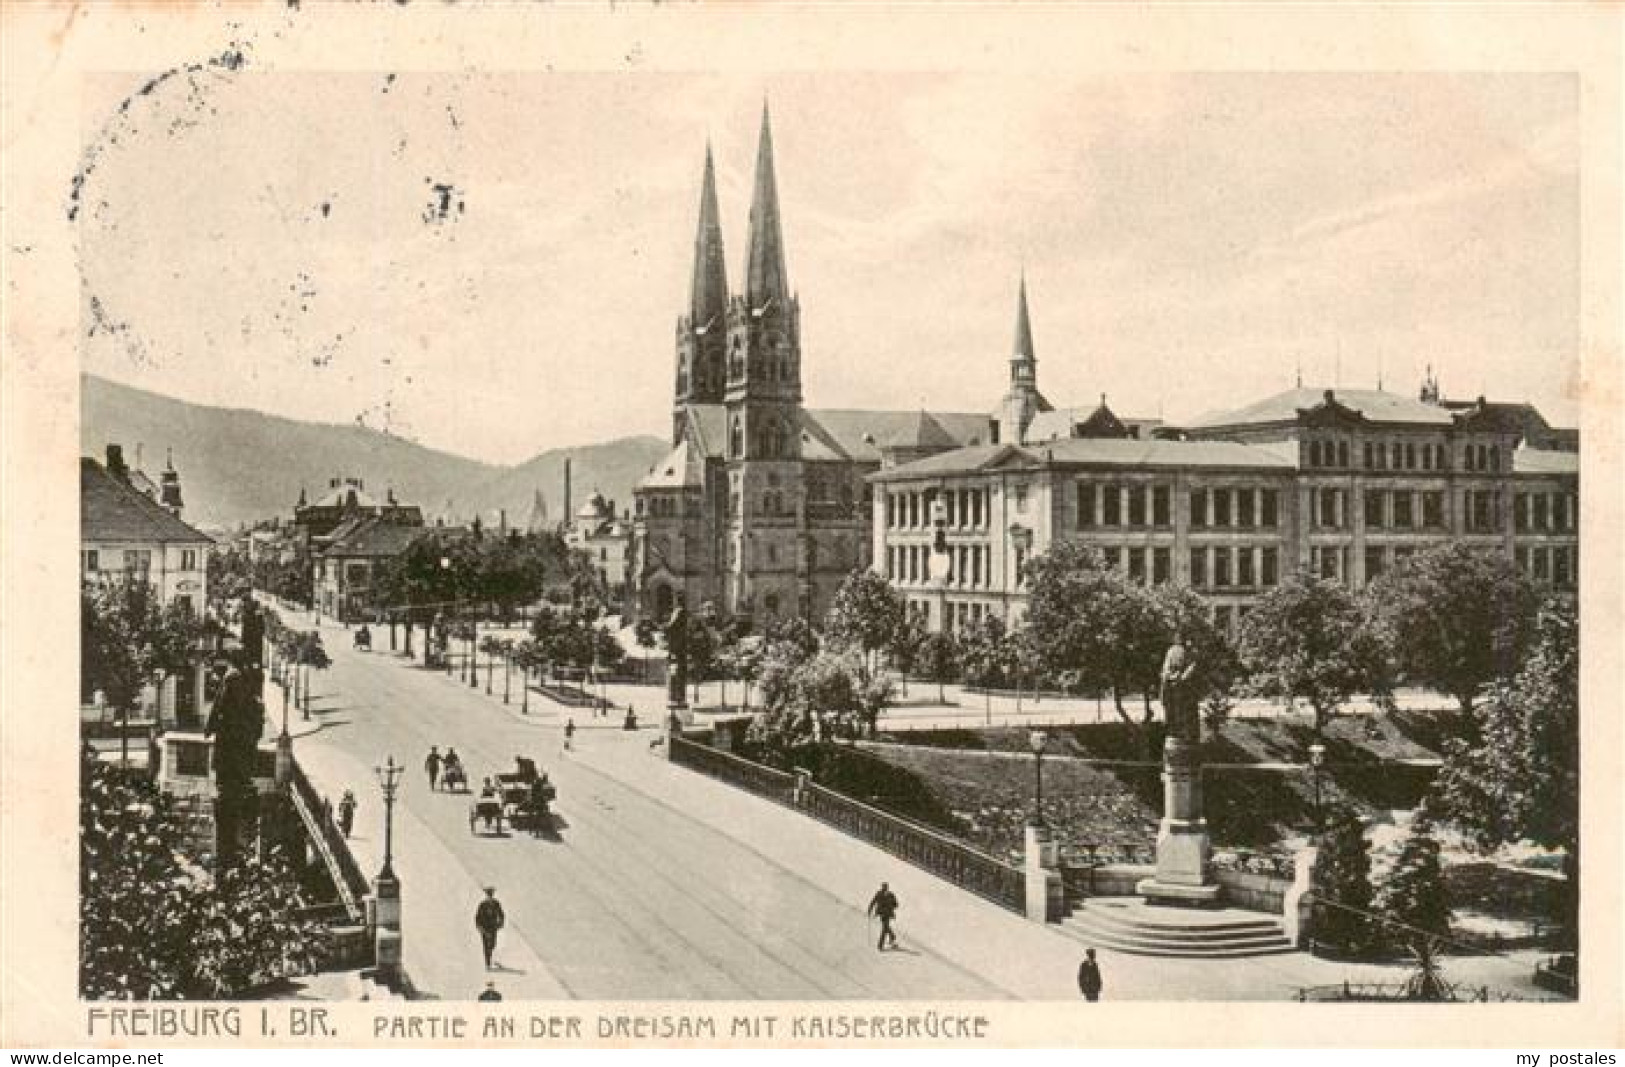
[{"left": 475, "top": 886, "right": 506, "bottom": 969}]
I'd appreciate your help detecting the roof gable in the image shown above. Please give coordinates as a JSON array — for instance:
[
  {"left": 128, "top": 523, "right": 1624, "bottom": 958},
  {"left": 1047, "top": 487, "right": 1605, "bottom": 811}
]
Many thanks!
[{"left": 81, "top": 458, "right": 214, "bottom": 545}]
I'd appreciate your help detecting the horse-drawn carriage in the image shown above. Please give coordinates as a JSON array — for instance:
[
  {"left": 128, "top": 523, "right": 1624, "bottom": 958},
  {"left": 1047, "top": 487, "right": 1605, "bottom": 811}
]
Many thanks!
[
  {"left": 468, "top": 757, "right": 556, "bottom": 836},
  {"left": 352, "top": 625, "right": 372, "bottom": 651}
]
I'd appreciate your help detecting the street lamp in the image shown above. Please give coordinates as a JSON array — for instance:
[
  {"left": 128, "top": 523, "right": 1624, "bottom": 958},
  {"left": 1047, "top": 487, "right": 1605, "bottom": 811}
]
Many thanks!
[
  {"left": 373, "top": 755, "right": 403, "bottom": 881},
  {"left": 1308, "top": 742, "right": 1326, "bottom": 833},
  {"left": 439, "top": 558, "right": 453, "bottom": 675},
  {"left": 1028, "top": 729, "right": 1048, "bottom": 827}
]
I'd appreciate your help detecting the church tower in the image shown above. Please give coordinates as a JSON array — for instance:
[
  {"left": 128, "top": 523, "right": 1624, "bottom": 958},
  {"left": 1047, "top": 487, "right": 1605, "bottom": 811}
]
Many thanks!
[
  {"left": 998, "top": 275, "right": 1047, "bottom": 445},
  {"left": 722, "top": 104, "right": 805, "bottom": 619},
  {"left": 673, "top": 144, "right": 731, "bottom": 442}
]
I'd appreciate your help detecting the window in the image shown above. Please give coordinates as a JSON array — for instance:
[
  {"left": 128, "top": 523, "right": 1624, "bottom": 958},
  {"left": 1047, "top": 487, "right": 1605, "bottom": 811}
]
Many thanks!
[
  {"left": 1128, "top": 547, "right": 1146, "bottom": 583},
  {"left": 1237, "top": 488, "right": 1256, "bottom": 528},
  {"left": 1423, "top": 491, "right": 1444, "bottom": 529},
  {"left": 1261, "top": 547, "right": 1279, "bottom": 587},
  {"left": 1213, "top": 490, "right": 1232, "bottom": 528},
  {"left": 1364, "top": 442, "right": 1375, "bottom": 469},
  {"left": 1405, "top": 443, "right": 1416, "bottom": 470},
  {"left": 1215, "top": 605, "right": 1233, "bottom": 637},
  {"left": 84, "top": 549, "right": 99, "bottom": 572},
  {"left": 175, "top": 594, "right": 195, "bottom": 617},
  {"left": 180, "top": 548, "right": 198, "bottom": 570},
  {"left": 1516, "top": 546, "right": 1530, "bottom": 574},
  {"left": 1338, "top": 441, "right": 1350, "bottom": 468},
  {"left": 1318, "top": 488, "right": 1342, "bottom": 528},
  {"left": 1515, "top": 493, "right": 1530, "bottom": 532},
  {"left": 1190, "top": 490, "right": 1208, "bottom": 529},
  {"left": 1421, "top": 444, "right": 1433, "bottom": 471},
  {"left": 1213, "top": 547, "right": 1231, "bottom": 588},
  {"left": 1554, "top": 546, "right": 1573, "bottom": 587},
  {"left": 1128, "top": 486, "right": 1146, "bottom": 527},
  {"left": 1153, "top": 547, "right": 1171, "bottom": 585},
  {"left": 1152, "top": 486, "right": 1171, "bottom": 528},
  {"left": 1534, "top": 493, "right": 1550, "bottom": 532},
  {"left": 1237, "top": 548, "right": 1255, "bottom": 587},
  {"left": 767, "top": 544, "right": 779, "bottom": 565},
  {"left": 1532, "top": 547, "right": 1549, "bottom": 583},
  {"left": 1261, "top": 489, "right": 1279, "bottom": 528},
  {"left": 1364, "top": 490, "right": 1385, "bottom": 529},
  {"left": 1317, "top": 545, "right": 1341, "bottom": 581},
  {"left": 1393, "top": 493, "right": 1413, "bottom": 529},
  {"left": 123, "top": 549, "right": 152, "bottom": 573},
  {"left": 1014, "top": 484, "right": 1029, "bottom": 511},
  {"left": 1102, "top": 486, "right": 1121, "bottom": 526},
  {"left": 764, "top": 592, "right": 781, "bottom": 616},
  {"left": 1309, "top": 441, "right": 1321, "bottom": 467},
  {"left": 1365, "top": 546, "right": 1386, "bottom": 583},
  {"left": 1189, "top": 548, "right": 1207, "bottom": 588}
]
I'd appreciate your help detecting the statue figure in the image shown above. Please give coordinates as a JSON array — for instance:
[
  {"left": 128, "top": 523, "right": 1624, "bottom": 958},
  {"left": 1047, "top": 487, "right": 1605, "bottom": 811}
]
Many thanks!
[
  {"left": 204, "top": 652, "right": 266, "bottom": 865},
  {"left": 1159, "top": 633, "right": 1202, "bottom": 746},
  {"left": 665, "top": 604, "right": 689, "bottom": 707}
]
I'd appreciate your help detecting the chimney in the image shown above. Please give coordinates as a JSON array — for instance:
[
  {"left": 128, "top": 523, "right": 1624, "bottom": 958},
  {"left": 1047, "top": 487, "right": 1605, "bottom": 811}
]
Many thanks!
[
  {"left": 105, "top": 444, "right": 128, "bottom": 480},
  {"left": 563, "top": 458, "right": 573, "bottom": 523}
]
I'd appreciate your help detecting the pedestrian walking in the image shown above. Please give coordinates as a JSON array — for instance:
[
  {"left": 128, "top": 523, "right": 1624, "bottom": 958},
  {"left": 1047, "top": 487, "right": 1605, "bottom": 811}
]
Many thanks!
[
  {"left": 564, "top": 719, "right": 576, "bottom": 752},
  {"left": 867, "top": 882, "right": 900, "bottom": 951},
  {"left": 425, "top": 745, "right": 443, "bottom": 791},
  {"left": 475, "top": 886, "right": 506, "bottom": 970},
  {"left": 477, "top": 981, "right": 503, "bottom": 1002},
  {"left": 1077, "top": 948, "right": 1103, "bottom": 1002},
  {"left": 336, "top": 790, "right": 357, "bottom": 838}
]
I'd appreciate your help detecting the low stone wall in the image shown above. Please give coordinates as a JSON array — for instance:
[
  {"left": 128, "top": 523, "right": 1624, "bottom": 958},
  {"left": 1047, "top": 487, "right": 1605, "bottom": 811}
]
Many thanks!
[{"left": 1216, "top": 868, "right": 1290, "bottom": 914}]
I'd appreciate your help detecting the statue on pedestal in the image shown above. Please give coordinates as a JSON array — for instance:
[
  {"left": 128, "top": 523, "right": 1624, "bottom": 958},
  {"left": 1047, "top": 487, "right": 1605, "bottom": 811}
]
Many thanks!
[
  {"left": 1159, "top": 632, "right": 1202, "bottom": 747},
  {"left": 665, "top": 605, "right": 689, "bottom": 709},
  {"left": 1139, "top": 634, "right": 1221, "bottom": 906}
]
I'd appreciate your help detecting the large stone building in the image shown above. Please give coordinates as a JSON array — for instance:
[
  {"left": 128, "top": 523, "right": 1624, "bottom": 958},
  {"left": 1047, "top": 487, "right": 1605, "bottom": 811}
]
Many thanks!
[
  {"left": 630, "top": 108, "right": 988, "bottom": 625},
  {"left": 871, "top": 373, "right": 1579, "bottom": 636}
]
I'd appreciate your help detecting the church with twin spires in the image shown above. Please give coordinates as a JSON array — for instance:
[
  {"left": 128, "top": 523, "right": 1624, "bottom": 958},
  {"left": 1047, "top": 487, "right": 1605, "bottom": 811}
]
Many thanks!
[{"left": 630, "top": 106, "right": 1123, "bottom": 626}]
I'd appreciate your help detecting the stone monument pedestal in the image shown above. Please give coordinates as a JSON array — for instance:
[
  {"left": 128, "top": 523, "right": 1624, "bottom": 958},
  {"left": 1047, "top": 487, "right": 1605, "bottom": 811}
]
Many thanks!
[
  {"left": 1024, "top": 821, "right": 1065, "bottom": 922},
  {"left": 1138, "top": 739, "right": 1221, "bottom": 907},
  {"left": 373, "top": 872, "right": 403, "bottom": 988}
]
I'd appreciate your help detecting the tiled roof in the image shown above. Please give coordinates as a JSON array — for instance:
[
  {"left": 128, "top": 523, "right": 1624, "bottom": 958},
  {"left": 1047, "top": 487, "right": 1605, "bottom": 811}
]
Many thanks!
[
  {"left": 807, "top": 409, "right": 989, "bottom": 464},
  {"left": 1188, "top": 387, "right": 1455, "bottom": 429},
  {"left": 81, "top": 458, "right": 214, "bottom": 545},
  {"left": 1514, "top": 447, "right": 1579, "bottom": 476},
  {"left": 870, "top": 437, "right": 1295, "bottom": 481},
  {"left": 640, "top": 440, "right": 705, "bottom": 489},
  {"left": 323, "top": 517, "right": 422, "bottom": 558}
]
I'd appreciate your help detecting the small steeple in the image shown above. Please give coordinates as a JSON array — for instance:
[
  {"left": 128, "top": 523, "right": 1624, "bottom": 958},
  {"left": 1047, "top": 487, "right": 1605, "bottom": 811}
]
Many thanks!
[
  {"left": 1013, "top": 272, "right": 1037, "bottom": 365},
  {"left": 742, "top": 101, "right": 789, "bottom": 313},
  {"left": 1419, "top": 363, "right": 1441, "bottom": 405},
  {"left": 158, "top": 447, "right": 184, "bottom": 517},
  {"left": 690, "top": 142, "right": 729, "bottom": 330}
]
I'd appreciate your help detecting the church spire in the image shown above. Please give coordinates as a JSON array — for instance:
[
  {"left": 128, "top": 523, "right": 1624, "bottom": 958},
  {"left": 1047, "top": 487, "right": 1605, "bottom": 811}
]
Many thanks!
[
  {"left": 1013, "top": 272, "right": 1036, "bottom": 365},
  {"left": 689, "top": 142, "right": 728, "bottom": 330},
  {"left": 743, "top": 102, "right": 789, "bottom": 312}
]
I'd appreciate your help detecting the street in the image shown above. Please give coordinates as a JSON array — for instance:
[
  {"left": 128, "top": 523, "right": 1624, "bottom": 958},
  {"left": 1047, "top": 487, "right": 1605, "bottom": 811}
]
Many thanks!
[{"left": 281, "top": 614, "right": 1010, "bottom": 1000}]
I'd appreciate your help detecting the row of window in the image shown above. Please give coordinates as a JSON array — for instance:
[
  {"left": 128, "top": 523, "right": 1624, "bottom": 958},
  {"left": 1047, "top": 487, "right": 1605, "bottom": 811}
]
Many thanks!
[
  {"left": 1516, "top": 544, "right": 1578, "bottom": 587},
  {"left": 1514, "top": 491, "right": 1578, "bottom": 534},
  {"left": 1078, "top": 484, "right": 1285, "bottom": 531},
  {"left": 1362, "top": 489, "right": 1447, "bottom": 530},
  {"left": 1304, "top": 437, "right": 1505, "bottom": 473},
  {"left": 887, "top": 542, "right": 994, "bottom": 589},
  {"left": 886, "top": 488, "right": 993, "bottom": 531},
  {"left": 1188, "top": 546, "right": 1281, "bottom": 590},
  {"left": 83, "top": 548, "right": 199, "bottom": 572}
]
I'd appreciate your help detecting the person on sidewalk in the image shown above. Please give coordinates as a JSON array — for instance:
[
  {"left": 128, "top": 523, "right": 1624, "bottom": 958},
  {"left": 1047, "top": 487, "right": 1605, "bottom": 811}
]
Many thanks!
[
  {"left": 1077, "top": 948, "right": 1103, "bottom": 1002},
  {"left": 867, "top": 882, "right": 900, "bottom": 951},
  {"left": 425, "top": 746, "right": 442, "bottom": 791},
  {"left": 475, "top": 886, "right": 506, "bottom": 970},
  {"left": 336, "top": 790, "right": 357, "bottom": 838},
  {"left": 563, "top": 719, "right": 576, "bottom": 752}
]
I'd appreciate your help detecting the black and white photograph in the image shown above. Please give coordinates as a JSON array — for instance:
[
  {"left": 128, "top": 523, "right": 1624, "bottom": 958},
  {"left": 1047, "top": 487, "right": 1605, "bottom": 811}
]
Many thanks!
[{"left": 2, "top": 1, "right": 1620, "bottom": 1051}]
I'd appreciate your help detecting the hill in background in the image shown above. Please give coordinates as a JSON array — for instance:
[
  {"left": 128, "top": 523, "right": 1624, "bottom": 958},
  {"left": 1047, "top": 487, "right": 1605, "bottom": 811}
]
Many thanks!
[{"left": 81, "top": 374, "right": 667, "bottom": 531}]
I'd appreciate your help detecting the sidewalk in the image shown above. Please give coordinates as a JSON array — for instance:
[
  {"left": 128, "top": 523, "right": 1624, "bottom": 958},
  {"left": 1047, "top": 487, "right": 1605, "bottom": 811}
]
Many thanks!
[{"left": 290, "top": 739, "right": 571, "bottom": 1001}]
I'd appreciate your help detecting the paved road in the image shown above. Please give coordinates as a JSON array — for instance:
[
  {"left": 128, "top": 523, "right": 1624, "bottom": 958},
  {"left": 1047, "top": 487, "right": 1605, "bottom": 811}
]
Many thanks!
[{"left": 286, "top": 618, "right": 1008, "bottom": 1001}]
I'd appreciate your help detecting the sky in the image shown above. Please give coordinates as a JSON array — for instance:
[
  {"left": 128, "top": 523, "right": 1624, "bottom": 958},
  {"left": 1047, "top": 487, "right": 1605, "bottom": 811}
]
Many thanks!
[{"left": 77, "top": 71, "right": 1580, "bottom": 465}]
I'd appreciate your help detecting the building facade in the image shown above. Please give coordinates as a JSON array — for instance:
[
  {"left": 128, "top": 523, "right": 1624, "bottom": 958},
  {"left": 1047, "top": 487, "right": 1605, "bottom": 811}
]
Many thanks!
[
  {"left": 81, "top": 445, "right": 215, "bottom": 728},
  {"left": 871, "top": 385, "right": 1579, "bottom": 636}
]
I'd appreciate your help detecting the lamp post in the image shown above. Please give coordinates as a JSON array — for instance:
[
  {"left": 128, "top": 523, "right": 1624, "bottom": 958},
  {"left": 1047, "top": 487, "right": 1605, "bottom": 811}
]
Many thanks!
[
  {"left": 372, "top": 755, "right": 404, "bottom": 989},
  {"left": 1028, "top": 729, "right": 1048, "bottom": 827},
  {"left": 1308, "top": 742, "right": 1326, "bottom": 833}
]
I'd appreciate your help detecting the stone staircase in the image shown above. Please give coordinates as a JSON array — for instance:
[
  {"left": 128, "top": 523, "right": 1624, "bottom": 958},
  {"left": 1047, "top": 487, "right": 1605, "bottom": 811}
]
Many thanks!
[{"left": 1060, "top": 897, "right": 1294, "bottom": 959}]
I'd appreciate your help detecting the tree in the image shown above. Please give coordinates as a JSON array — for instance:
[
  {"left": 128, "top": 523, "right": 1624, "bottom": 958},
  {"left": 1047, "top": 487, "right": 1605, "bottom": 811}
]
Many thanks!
[
  {"left": 1367, "top": 543, "right": 1541, "bottom": 711},
  {"left": 1431, "top": 600, "right": 1579, "bottom": 950},
  {"left": 206, "top": 546, "right": 253, "bottom": 613},
  {"left": 79, "top": 754, "right": 322, "bottom": 999},
  {"left": 82, "top": 577, "right": 202, "bottom": 765},
  {"left": 1237, "top": 574, "right": 1386, "bottom": 732},
  {"left": 633, "top": 617, "right": 661, "bottom": 682},
  {"left": 1309, "top": 807, "right": 1374, "bottom": 957},
  {"left": 511, "top": 638, "right": 543, "bottom": 714},
  {"left": 1374, "top": 813, "right": 1451, "bottom": 954},
  {"left": 823, "top": 569, "right": 907, "bottom": 682},
  {"left": 918, "top": 630, "right": 961, "bottom": 704}
]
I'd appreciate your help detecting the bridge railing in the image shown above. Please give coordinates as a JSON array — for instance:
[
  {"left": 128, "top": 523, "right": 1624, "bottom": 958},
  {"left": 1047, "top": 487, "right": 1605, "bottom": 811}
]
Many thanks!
[
  {"left": 287, "top": 756, "right": 372, "bottom": 923},
  {"left": 669, "top": 735, "right": 1023, "bottom": 914}
]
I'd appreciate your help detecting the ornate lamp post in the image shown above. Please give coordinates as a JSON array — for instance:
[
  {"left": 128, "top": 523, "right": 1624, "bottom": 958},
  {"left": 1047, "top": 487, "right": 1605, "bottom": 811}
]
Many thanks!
[
  {"left": 1028, "top": 729, "right": 1048, "bottom": 827},
  {"left": 371, "top": 755, "right": 404, "bottom": 988},
  {"left": 1308, "top": 742, "right": 1327, "bottom": 832}
]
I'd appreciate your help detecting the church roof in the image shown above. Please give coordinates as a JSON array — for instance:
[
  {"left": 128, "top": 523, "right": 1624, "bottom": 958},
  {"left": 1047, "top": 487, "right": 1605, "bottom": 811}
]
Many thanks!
[
  {"left": 81, "top": 457, "right": 214, "bottom": 545},
  {"left": 640, "top": 439, "right": 705, "bottom": 490},
  {"left": 1188, "top": 387, "right": 1457, "bottom": 430},
  {"left": 806, "top": 409, "right": 989, "bottom": 463},
  {"left": 685, "top": 404, "right": 728, "bottom": 459},
  {"left": 689, "top": 143, "right": 729, "bottom": 330},
  {"left": 1012, "top": 275, "right": 1036, "bottom": 364},
  {"left": 882, "top": 410, "right": 960, "bottom": 451}
]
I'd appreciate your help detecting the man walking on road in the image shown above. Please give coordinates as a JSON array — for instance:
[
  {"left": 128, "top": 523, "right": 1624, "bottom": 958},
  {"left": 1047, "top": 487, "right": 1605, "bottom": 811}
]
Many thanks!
[
  {"left": 475, "top": 886, "right": 506, "bottom": 970},
  {"left": 1077, "top": 948, "right": 1103, "bottom": 1002},
  {"left": 867, "top": 882, "right": 899, "bottom": 951},
  {"left": 425, "top": 746, "right": 442, "bottom": 791}
]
